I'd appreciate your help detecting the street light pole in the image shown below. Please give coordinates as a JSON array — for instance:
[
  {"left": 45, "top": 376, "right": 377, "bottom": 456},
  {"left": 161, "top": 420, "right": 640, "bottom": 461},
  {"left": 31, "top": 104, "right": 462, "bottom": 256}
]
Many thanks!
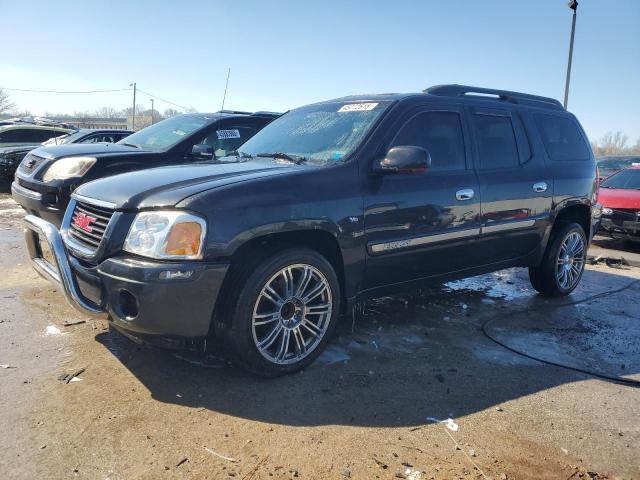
[
  {"left": 563, "top": 1, "right": 578, "bottom": 109},
  {"left": 150, "top": 98, "right": 155, "bottom": 125},
  {"left": 130, "top": 82, "right": 137, "bottom": 130}
]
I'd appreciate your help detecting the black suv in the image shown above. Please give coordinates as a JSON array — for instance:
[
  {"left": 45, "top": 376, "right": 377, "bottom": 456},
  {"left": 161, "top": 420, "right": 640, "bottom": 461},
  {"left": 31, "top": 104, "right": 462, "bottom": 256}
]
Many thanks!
[
  {"left": 23, "top": 85, "right": 598, "bottom": 376},
  {"left": 12, "top": 111, "right": 279, "bottom": 226},
  {"left": 0, "top": 129, "right": 132, "bottom": 183}
]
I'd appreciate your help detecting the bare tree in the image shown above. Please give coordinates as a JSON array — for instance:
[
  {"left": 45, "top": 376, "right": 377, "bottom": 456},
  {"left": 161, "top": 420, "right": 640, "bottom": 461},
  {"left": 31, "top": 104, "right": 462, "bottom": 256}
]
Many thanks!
[
  {"left": 94, "top": 106, "right": 121, "bottom": 118},
  {"left": 0, "top": 88, "right": 15, "bottom": 114},
  {"left": 163, "top": 108, "right": 181, "bottom": 118}
]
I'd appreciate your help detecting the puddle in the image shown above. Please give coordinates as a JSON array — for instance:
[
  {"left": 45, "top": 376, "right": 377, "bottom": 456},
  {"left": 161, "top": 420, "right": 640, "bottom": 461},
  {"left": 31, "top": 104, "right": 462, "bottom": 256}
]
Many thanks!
[
  {"left": 445, "top": 270, "right": 532, "bottom": 300},
  {"left": 315, "top": 344, "right": 351, "bottom": 365}
]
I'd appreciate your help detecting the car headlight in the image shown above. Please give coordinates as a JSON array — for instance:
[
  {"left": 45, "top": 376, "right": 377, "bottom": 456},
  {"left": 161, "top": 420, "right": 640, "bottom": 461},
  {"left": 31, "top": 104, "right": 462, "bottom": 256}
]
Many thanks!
[
  {"left": 123, "top": 211, "right": 207, "bottom": 260},
  {"left": 602, "top": 207, "right": 613, "bottom": 215},
  {"left": 42, "top": 156, "right": 96, "bottom": 182}
]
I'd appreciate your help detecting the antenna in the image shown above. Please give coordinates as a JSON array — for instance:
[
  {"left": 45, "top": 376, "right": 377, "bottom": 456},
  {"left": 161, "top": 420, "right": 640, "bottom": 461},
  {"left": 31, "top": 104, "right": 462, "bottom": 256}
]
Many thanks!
[{"left": 221, "top": 68, "right": 231, "bottom": 110}]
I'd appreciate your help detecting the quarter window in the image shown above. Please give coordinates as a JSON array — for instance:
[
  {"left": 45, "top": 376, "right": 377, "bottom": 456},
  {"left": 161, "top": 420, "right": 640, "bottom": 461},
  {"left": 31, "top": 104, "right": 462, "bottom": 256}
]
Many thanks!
[
  {"left": 535, "top": 114, "right": 590, "bottom": 161},
  {"left": 391, "top": 112, "right": 466, "bottom": 171},
  {"left": 472, "top": 114, "right": 519, "bottom": 169}
]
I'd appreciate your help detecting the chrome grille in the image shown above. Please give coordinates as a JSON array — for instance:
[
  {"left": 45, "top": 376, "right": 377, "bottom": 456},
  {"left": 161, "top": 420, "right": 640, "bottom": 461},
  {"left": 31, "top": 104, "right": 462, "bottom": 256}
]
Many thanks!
[
  {"left": 19, "top": 153, "right": 47, "bottom": 174},
  {"left": 68, "top": 201, "right": 114, "bottom": 251}
]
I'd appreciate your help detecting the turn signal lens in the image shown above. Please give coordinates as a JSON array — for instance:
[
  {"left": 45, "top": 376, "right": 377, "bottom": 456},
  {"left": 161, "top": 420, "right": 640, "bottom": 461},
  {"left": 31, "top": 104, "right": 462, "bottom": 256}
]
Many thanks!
[{"left": 165, "top": 222, "right": 202, "bottom": 256}]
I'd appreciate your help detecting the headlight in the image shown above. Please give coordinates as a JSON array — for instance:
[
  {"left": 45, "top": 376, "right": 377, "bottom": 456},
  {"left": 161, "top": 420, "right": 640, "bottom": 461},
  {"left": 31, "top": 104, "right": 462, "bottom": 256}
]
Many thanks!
[
  {"left": 42, "top": 156, "right": 96, "bottom": 182},
  {"left": 123, "top": 211, "right": 206, "bottom": 260},
  {"left": 602, "top": 207, "right": 613, "bottom": 215}
]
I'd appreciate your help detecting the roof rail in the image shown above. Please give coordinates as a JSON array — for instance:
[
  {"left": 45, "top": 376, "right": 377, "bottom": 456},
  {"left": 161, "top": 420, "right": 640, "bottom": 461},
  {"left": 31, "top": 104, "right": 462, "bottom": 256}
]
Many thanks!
[
  {"left": 424, "top": 84, "right": 564, "bottom": 110},
  {"left": 217, "top": 109, "right": 252, "bottom": 115},
  {"left": 251, "top": 111, "right": 282, "bottom": 117}
]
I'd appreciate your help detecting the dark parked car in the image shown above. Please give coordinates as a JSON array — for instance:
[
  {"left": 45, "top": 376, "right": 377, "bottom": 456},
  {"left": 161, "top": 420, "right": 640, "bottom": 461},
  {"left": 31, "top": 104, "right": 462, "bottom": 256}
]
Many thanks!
[
  {"left": 23, "top": 85, "right": 598, "bottom": 376},
  {"left": 0, "top": 129, "right": 132, "bottom": 182},
  {"left": 12, "top": 111, "right": 279, "bottom": 226},
  {"left": 0, "top": 124, "right": 73, "bottom": 147},
  {"left": 597, "top": 156, "right": 640, "bottom": 180}
]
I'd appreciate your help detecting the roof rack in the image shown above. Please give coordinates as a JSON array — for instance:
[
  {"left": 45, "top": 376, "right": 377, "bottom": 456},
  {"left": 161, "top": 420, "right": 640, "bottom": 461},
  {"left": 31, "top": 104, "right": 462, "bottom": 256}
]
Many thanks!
[{"left": 424, "top": 84, "right": 564, "bottom": 110}]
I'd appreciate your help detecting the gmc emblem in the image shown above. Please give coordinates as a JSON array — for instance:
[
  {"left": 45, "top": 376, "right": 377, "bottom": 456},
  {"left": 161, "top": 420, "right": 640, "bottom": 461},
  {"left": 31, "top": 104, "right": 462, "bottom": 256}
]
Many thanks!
[{"left": 73, "top": 212, "right": 97, "bottom": 233}]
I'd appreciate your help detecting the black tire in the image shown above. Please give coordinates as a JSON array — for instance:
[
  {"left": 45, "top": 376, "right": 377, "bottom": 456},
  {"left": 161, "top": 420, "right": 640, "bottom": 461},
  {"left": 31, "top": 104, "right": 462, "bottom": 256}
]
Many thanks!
[
  {"left": 226, "top": 248, "right": 341, "bottom": 377},
  {"left": 529, "top": 222, "right": 587, "bottom": 296}
]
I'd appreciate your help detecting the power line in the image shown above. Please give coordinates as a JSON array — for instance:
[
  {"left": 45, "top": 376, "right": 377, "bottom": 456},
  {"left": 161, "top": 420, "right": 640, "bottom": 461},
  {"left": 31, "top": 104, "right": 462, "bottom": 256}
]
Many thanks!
[
  {"left": 0, "top": 86, "right": 131, "bottom": 94},
  {"left": 136, "top": 88, "right": 189, "bottom": 111},
  {"left": 1, "top": 84, "right": 190, "bottom": 112}
]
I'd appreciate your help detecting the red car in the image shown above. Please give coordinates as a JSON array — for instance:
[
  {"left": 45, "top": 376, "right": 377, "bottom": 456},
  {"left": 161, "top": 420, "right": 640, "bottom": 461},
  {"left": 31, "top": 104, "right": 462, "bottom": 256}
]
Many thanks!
[{"left": 598, "top": 166, "right": 640, "bottom": 241}]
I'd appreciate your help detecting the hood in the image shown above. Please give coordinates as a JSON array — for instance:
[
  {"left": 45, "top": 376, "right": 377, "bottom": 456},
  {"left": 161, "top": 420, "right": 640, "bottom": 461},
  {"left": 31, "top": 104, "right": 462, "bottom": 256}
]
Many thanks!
[
  {"left": 0, "top": 144, "right": 38, "bottom": 156},
  {"left": 599, "top": 188, "right": 640, "bottom": 210},
  {"left": 31, "top": 142, "right": 149, "bottom": 160},
  {"left": 75, "top": 160, "right": 300, "bottom": 209}
]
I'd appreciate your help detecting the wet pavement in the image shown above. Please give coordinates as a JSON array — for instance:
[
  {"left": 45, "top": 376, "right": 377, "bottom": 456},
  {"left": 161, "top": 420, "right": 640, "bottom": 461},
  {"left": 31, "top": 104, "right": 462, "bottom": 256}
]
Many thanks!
[{"left": 0, "top": 192, "right": 638, "bottom": 480}]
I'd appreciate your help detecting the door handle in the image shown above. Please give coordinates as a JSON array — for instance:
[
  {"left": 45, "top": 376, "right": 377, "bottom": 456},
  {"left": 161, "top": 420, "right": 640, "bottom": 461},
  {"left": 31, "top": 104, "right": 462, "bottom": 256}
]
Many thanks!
[
  {"left": 533, "top": 182, "right": 548, "bottom": 193},
  {"left": 456, "top": 188, "right": 475, "bottom": 201}
]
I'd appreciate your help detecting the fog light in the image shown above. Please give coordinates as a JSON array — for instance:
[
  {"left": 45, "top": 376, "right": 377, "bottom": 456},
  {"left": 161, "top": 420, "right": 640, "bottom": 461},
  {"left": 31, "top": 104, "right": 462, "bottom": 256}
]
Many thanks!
[
  {"left": 159, "top": 269, "right": 194, "bottom": 280},
  {"left": 118, "top": 289, "right": 138, "bottom": 320}
]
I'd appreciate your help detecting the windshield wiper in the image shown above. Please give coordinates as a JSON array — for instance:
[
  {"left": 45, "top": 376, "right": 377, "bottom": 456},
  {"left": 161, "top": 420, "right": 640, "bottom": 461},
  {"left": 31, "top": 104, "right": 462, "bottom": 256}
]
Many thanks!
[
  {"left": 121, "top": 142, "right": 140, "bottom": 149},
  {"left": 227, "top": 150, "right": 253, "bottom": 159},
  {"left": 256, "top": 152, "right": 306, "bottom": 165}
]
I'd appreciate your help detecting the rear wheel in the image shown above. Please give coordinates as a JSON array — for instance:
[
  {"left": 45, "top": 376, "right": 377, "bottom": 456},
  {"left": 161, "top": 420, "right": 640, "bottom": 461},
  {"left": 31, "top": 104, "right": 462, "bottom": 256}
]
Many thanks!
[
  {"left": 529, "top": 222, "right": 587, "bottom": 296},
  {"left": 227, "top": 248, "right": 340, "bottom": 376}
]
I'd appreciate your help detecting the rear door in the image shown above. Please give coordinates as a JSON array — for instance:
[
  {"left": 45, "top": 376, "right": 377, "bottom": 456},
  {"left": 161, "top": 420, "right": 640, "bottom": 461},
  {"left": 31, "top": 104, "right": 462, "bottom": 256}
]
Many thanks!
[
  {"left": 362, "top": 106, "right": 481, "bottom": 288},
  {"left": 469, "top": 107, "right": 552, "bottom": 264}
]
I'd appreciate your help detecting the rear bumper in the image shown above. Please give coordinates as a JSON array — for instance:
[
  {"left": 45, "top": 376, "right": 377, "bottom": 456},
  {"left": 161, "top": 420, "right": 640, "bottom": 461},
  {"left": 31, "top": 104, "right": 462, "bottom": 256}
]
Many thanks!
[{"left": 23, "top": 214, "right": 228, "bottom": 339}]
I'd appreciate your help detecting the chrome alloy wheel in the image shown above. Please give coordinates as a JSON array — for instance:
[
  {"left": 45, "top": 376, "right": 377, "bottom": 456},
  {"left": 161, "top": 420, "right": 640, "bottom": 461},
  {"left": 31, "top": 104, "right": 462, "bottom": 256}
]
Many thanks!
[
  {"left": 252, "top": 264, "right": 333, "bottom": 365},
  {"left": 556, "top": 231, "right": 585, "bottom": 290}
]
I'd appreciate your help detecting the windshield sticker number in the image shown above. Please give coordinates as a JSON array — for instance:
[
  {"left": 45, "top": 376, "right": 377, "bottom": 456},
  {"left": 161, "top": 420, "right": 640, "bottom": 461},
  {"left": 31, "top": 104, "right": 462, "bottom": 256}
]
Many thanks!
[
  {"left": 216, "top": 129, "right": 241, "bottom": 140},
  {"left": 338, "top": 103, "right": 379, "bottom": 113}
]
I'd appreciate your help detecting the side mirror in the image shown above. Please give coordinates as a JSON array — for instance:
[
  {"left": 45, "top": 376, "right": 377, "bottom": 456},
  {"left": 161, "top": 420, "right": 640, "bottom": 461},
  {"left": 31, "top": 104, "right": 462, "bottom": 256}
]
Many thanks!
[
  {"left": 191, "top": 144, "right": 215, "bottom": 159},
  {"left": 375, "top": 146, "right": 431, "bottom": 174}
]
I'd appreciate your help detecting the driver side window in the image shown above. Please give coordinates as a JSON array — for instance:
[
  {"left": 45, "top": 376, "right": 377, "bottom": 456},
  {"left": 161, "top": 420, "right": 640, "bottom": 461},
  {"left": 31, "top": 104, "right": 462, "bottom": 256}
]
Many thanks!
[{"left": 391, "top": 112, "right": 466, "bottom": 171}]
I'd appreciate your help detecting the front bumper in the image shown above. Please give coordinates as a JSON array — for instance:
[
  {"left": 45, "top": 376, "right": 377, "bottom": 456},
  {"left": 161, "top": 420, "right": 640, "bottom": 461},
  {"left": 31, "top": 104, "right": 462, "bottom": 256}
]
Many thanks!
[
  {"left": 23, "top": 215, "right": 229, "bottom": 340},
  {"left": 600, "top": 216, "right": 640, "bottom": 241},
  {"left": 12, "top": 181, "right": 65, "bottom": 227}
]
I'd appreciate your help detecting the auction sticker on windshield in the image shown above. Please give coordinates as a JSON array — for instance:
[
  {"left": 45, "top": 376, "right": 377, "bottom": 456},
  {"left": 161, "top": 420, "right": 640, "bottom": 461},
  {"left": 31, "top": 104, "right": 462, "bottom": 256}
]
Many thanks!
[
  {"left": 216, "top": 129, "right": 241, "bottom": 140},
  {"left": 338, "top": 103, "right": 379, "bottom": 112}
]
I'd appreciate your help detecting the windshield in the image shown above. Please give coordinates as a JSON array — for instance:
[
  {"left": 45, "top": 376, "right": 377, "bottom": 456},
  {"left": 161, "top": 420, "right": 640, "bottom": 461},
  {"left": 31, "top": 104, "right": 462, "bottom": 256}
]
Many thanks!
[
  {"left": 601, "top": 169, "right": 640, "bottom": 190},
  {"left": 117, "top": 115, "right": 208, "bottom": 151},
  {"left": 237, "top": 101, "right": 391, "bottom": 164}
]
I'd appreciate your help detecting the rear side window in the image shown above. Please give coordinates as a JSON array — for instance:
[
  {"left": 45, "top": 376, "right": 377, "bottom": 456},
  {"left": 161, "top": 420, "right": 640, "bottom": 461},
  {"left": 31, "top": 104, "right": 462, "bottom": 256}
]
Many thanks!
[
  {"left": 391, "top": 112, "right": 466, "bottom": 171},
  {"left": 535, "top": 114, "right": 590, "bottom": 161},
  {"left": 472, "top": 114, "right": 519, "bottom": 169}
]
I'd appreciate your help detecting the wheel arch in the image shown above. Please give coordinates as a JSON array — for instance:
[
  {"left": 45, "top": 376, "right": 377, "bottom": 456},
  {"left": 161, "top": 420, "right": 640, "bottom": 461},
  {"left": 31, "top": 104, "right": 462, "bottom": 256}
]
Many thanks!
[{"left": 211, "top": 226, "right": 347, "bottom": 335}]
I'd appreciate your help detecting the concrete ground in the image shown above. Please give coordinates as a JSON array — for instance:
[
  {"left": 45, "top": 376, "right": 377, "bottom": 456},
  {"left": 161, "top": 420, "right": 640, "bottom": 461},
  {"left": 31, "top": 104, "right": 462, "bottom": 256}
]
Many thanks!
[{"left": 0, "top": 192, "right": 638, "bottom": 480}]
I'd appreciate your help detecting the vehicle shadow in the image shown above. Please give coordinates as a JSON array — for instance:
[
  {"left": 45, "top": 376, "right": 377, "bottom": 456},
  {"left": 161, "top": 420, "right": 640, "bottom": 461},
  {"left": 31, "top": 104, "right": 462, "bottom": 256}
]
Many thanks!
[{"left": 95, "top": 266, "right": 640, "bottom": 428}]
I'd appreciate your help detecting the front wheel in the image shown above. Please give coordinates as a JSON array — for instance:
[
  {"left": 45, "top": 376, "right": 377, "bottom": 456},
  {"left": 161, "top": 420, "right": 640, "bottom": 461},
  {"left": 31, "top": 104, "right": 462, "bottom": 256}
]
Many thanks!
[
  {"left": 228, "top": 248, "right": 341, "bottom": 376},
  {"left": 529, "top": 222, "right": 587, "bottom": 296}
]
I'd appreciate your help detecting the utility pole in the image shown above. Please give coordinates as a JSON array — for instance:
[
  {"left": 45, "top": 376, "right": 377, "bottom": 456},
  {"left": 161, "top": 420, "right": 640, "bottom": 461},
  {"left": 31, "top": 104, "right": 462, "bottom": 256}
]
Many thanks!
[
  {"left": 130, "top": 82, "right": 137, "bottom": 129},
  {"left": 221, "top": 68, "right": 231, "bottom": 110},
  {"left": 150, "top": 98, "right": 155, "bottom": 125},
  {"left": 563, "top": 1, "right": 578, "bottom": 109}
]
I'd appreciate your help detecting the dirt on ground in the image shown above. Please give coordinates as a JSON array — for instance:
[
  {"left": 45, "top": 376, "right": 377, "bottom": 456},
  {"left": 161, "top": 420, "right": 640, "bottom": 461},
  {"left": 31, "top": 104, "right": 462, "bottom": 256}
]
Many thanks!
[{"left": 0, "top": 193, "right": 638, "bottom": 480}]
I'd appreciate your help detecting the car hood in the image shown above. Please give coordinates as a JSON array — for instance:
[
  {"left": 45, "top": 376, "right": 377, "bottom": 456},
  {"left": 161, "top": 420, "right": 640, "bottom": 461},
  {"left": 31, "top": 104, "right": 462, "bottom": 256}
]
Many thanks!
[
  {"left": 0, "top": 144, "right": 39, "bottom": 155},
  {"left": 74, "top": 160, "right": 300, "bottom": 209},
  {"left": 599, "top": 188, "right": 640, "bottom": 210},
  {"left": 30, "top": 142, "right": 150, "bottom": 160}
]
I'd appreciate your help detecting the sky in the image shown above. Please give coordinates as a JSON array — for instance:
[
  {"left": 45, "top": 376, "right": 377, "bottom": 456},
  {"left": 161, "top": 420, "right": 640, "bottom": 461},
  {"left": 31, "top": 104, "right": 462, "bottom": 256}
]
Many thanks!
[{"left": 1, "top": 0, "right": 639, "bottom": 143}]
